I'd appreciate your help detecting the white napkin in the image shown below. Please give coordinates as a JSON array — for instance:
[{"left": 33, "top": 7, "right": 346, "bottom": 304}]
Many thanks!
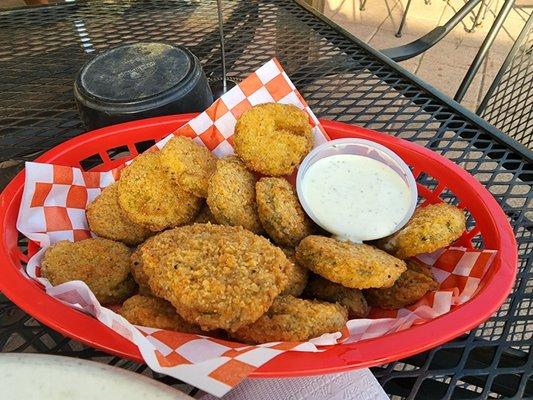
[{"left": 198, "top": 369, "right": 388, "bottom": 400}]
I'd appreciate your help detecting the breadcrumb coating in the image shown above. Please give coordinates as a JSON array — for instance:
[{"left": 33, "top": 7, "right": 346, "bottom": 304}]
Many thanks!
[
  {"left": 234, "top": 103, "right": 313, "bottom": 176},
  {"left": 160, "top": 136, "right": 216, "bottom": 198},
  {"left": 140, "top": 224, "right": 289, "bottom": 332},
  {"left": 305, "top": 275, "right": 369, "bottom": 318},
  {"left": 256, "top": 177, "right": 314, "bottom": 247},
  {"left": 117, "top": 152, "right": 202, "bottom": 231},
  {"left": 86, "top": 183, "right": 151, "bottom": 245},
  {"left": 207, "top": 156, "right": 263, "bottom": 233},
  {"left": 231, "top": 295, "right": 348, "bottom": 344},
  {"left": 41, "top": 238, "right": 135, "bottom": 304},
  {"left": 376, "top": 203, "right": 466, "bottom": 259},
  {"left": 296, "top": 235, "right": 406, "bottom": 289}
]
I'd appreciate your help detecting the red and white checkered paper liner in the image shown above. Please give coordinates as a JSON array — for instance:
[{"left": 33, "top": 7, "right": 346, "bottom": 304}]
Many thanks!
[{"left": 17, "top": 59, "right": 497, "bottom": 398}]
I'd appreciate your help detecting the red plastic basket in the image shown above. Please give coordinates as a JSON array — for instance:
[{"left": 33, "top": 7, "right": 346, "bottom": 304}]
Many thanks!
[{"left": 0, "top": 115, "right": 517, "bottom": 377}]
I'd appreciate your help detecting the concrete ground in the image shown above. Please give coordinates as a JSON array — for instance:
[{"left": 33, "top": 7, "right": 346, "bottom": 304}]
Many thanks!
[{"left": 311, "top": 0, "right": 532, "bottom": 112}]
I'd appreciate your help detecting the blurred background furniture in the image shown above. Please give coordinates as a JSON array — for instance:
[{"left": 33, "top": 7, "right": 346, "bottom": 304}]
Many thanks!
[
  {"left": 380, "top": 0, "right": 532, "bottom": 148},
  {"left": 476, "top": 14, "right": 532, "bottom": 147}
]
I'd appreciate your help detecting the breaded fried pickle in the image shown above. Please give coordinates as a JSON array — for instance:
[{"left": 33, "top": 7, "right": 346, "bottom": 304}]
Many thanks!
[
  {"left": 376, "top": 203, "right": 466, "bottom": 259},
  {"left": 160, "top": 136, "right": 216, "bottom": 198},
  {"left": 279, "top": 248, "right": 308, "bottom": 297},
  {"left": 86, "top": 183, "right": 151, "bottom": 245},
  {"left": 364, "top": 261, "right": 439, "bottom": 309},
  {"left": 234, "top": 103, "right": 313, "bottom": 176},
  {"left": 140, "top": 224, "right": 288, "bottom": 332},
  {"left": 256, "top": 177, "right": 314, "bottom": 247},
  {"left": 119, "top": 294, "right": 202, "bottom": 333},
  {"left": 117, "top": 152, "right": 202, "bottom": 231},
  {"left": 231, "top": 295, "right": 348, "bottom": 343},
  {"left": 130, "top": 246, "right": 152, "bottom": 296},
  {"left": 207, "top": 156, "right": 262, "bottom": 233},
  {"left": 305, "top": 275, "right": 369, "bottom": 318},
  {"left": 41, "top": 238, "right": 135, "bottom": 304},
  {"left": 280, "top": 259, "right": 309, "bottom": 297},
  {"left": 296, "top": 236, "right": 406, "bottom": 289}
]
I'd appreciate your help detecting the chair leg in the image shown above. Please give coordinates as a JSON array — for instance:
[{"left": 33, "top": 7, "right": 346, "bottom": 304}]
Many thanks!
[
  {"left": 360, "top": 0, "right": 368, "bottom": 11},
  {"left": 395, "top": 0, "right": 413, "bottom": 37},
  {"left": 481, "top": 0, "right": 495, "bottom": 22},
  {"left": 466, "top": 0, "right": 489, "bottom": 32}
]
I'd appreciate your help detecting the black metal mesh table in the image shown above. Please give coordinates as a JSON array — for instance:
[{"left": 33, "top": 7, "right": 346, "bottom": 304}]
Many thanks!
[{"left": 0, "top": 1, "right": 531, "bottom": 398}]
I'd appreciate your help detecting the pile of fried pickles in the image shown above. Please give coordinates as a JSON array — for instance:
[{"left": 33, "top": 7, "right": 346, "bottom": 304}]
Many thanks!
[{"left": 41, "top": 103, "right": 466, "bottom": 343}]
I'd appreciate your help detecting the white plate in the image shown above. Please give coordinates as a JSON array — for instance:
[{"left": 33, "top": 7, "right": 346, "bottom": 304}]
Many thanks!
[{"left": 0, "top": 353, "right": 193, "bottom": 400}]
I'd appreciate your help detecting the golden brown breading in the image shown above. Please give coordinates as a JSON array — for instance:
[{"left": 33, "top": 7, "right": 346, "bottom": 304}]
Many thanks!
[
  {"left": 206, "top": 156, "right": 262, "bottom": 233},
  {"left": 194, "top": 203, "right": 218, "bottom": 224},
  {"left": 117, "top": 152, "right": 202, "bottom": 231},
  {"left": 130, "top": 246, "right": 152, "bottom": 296},
  {"left": 304, "top": 275, "right": 369, "bottom": 318},
  {"left": 140, "top": 224, "right": 289, "bottom": 332},
  {"left": 86, "top": 183, "right": 151, "bottom": 246},
  {"left": 119, "top": 295, "right": 203, "bottom": 333},
  {"left": 41, "top": 238, "right": 135, "bottom": 304},
  {"left": 256, "top": 177, "right": 314, "bottom": 247},
  {"left": 233, "top": 103, "right": 313, "bottom": 176},
  {"left": 280, "top": 259, "right": 309, "bottom": 297},
  {"left": 279, "top": 248, "right": 308, "bottom": 297},
  {"left": 296, "top": 236, "right": 406, "bottom": 289},
  {"left": 376, "top": 203, "right": 466, "bottom": 259},
  {"left": 160, "top": 136, "right": 217, "bottom": 197},
  {"left": 231, "top": 295, "right": 348, "bottom": 344},
  {"left": 364, "top": 263, "right": 439, "bottom": 310}
]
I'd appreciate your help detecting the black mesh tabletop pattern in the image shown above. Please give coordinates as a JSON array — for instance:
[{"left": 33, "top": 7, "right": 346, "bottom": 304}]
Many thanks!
[{"left": 0, "top": 1, "right": 532, "bottom": 399}]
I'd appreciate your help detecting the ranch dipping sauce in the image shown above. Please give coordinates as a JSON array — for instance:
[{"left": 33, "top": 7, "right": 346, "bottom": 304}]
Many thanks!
[{"left": 299, "top": 153, "right": 413, "bottom": 243}]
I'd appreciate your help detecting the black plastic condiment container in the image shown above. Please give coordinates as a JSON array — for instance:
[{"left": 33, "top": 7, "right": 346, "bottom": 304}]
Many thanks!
[{"left": 74, "top": 43, "right": 213, "bottom": 130}]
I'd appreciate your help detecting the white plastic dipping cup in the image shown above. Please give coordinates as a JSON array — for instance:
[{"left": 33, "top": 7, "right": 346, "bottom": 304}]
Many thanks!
[{"left": 296, "top": 138, "right": 417, "bottom": 243}]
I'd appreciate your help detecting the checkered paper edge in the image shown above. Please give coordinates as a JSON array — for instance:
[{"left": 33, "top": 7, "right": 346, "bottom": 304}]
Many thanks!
[
  {"left": 15, "top": 59, "right": 498, "bottom": 397},
  {"left": 169, "top": 58, "right": 329, "bottom": 153}
]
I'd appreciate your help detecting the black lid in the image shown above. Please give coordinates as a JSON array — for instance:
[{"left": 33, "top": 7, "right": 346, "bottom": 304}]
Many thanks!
[{"left": 74, "top": 43, "right": 205, "bottom": 113}]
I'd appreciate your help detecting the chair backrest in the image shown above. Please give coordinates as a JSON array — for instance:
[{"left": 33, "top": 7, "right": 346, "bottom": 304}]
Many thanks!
[{"left": 477, "top": 14, "right": 533, "bottom": 148}]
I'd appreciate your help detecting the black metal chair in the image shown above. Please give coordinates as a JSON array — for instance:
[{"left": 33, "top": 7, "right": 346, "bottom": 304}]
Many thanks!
[
  {"left": 476, "top": 14, "right": 532, "bottom": 148},
  {"left": 380, "top": 0, "right": 532, "bottom": 148},
  {"left": 359, "top": 0, "right": 491, "bottom": 38}
]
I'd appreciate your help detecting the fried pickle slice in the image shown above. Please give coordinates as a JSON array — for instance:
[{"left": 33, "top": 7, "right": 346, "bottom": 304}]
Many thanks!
[
  {"left": 376, "top": 203, "right": 466, "bottom": 259},
  {"left": 140, "top": 224, "right": 288, "bottom": 332},
  {"left": 305, "top": 275, "right": 369, "bottom": 318},
  {"left": 296, "top": 235, "right": 406, "bottom": 289},
  {"left": 86, "top": 183, "right": 151, "bottom": 245},
  {"left": 364, "top": 261, "right": 439, "bottom": 309},
  {"left": 160, "top": 136, "right": 216, "bottom": 198},
  {"left": 41, "top": 238, "right": 135, "bottom": 304},
  {"left": 234, "top": 103, "right": 313, "bottom": 176},
  {"left": 119, "top": 294, "right": 203, "bottom": 334},
  {"left": 231, "top": 295, "right": 348, "bottom": 344},
  {"left": 117, "top": 152, "right": 202, "bottom": 231},
  {"left": 256, "top": 177, "right": 314, "bottom": 247},
  {"left": 206, "top": 156, "right": 262, "bottom": 233}
]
